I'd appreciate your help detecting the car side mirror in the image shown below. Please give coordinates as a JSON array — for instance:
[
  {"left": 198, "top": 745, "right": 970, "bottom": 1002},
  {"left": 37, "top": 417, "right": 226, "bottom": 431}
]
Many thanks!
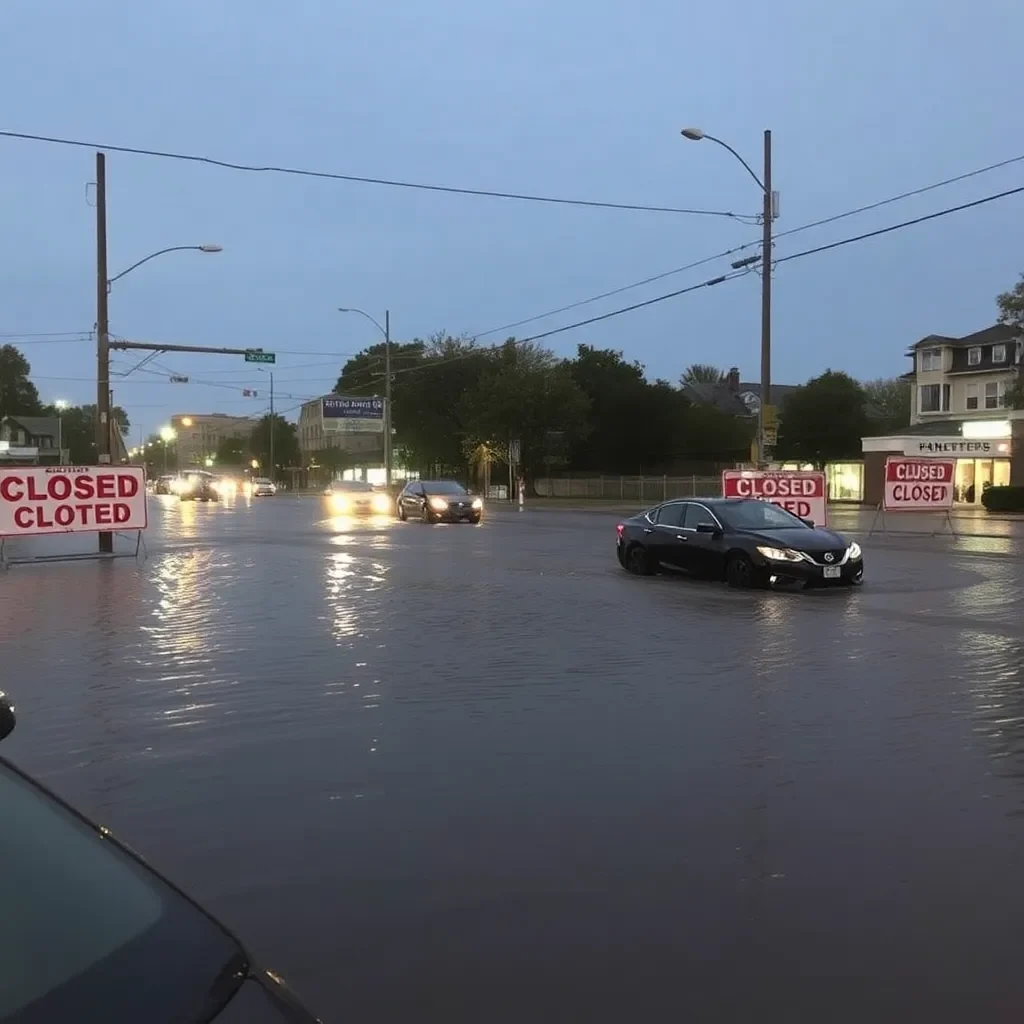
[
  {"left": 800, "top": 517, "right": 815, "bottom": 528},
  {"left": 0, "top": 692, "right": 15, "bottom": 742},
  {"left": 695, "top": 522, "right": 719, "bottom": 535}
]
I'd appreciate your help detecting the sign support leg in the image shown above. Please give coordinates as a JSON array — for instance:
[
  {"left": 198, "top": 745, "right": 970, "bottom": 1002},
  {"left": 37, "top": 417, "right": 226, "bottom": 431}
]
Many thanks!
[{"left": 867, "top": 502, "right": 885, "bottom": 538}]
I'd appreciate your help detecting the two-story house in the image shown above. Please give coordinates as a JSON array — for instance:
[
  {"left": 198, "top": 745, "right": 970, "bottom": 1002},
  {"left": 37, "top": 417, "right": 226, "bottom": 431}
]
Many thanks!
[
  {"left": 908, "top": 323, "right": 1021, "bottom": 425},
  {"left": 859, "top": 323, "right": 1024, "bottom": 506},
  {"left": 0, "top": 415, "right": 61, "bottom": 465}
]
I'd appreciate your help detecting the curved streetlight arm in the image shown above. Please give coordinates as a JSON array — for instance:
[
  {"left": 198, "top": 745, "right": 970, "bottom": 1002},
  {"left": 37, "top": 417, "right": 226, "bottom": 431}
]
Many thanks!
[
  {"left": 108, "top": 245, "right": 219, "bottom": 289},
  {"left": 338, "top": 307, "right": 387, "bottom": 339},
  {"left": 698, "top": 134, "right": 766, "bottom": 193}
]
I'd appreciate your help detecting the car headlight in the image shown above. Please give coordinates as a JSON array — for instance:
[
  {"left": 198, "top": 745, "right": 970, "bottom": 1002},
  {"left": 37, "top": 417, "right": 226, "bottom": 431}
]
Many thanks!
[
  {"left": 756, "top": 545, "right": 805, "bottom": 563},
  {"left": 428, "top": 496, "right": 448, "bottom": 511},
  {"left": 847, "top": 541, "right": 862, "bottom": 560},
  {"left": 372, "top": 493, "right": 391, "bottom": 513},
  {"left": 471, "top": 498, "right": 483, "bottom": 510},
  {"left": 330, "top": 494, "right": 350, "bottom": 513}
]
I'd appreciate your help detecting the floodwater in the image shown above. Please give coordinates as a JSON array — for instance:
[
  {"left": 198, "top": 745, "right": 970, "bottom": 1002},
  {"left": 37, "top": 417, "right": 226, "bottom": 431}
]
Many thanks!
[{"left": 3, "top": 496, "right": 1024, "bottom": 1021}]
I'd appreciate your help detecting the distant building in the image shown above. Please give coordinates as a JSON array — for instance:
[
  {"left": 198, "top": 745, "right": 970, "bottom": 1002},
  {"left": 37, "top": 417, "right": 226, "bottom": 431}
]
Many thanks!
[
  {"left": 170, "top": 413, "right": 256, "bottom": 467},
  {"left": 681, "top": 367, "right": 799, "bottom": 418},
  {"left": 0, "top": 415, "right": 61, "bottom": 465},
  {"left": 298, "top": 396, "right": 386, "bottom": 478}
]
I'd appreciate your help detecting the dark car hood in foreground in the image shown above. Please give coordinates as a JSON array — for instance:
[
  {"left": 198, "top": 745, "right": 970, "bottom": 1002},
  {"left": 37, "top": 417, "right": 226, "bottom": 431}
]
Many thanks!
[{"left": 741, "top": 526, "right": 849, "bottom": 552}]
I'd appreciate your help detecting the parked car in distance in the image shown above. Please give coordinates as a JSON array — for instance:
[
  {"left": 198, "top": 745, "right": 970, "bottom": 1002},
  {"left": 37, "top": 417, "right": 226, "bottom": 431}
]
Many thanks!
[
  {"left": 617, "top": 497, "right": 864, "bottom": 589},
  {"left": 0, "top": 693, "right": 321, "bottom": 1023},
  {"left": 251, "top": 477, "right": 277, "bottom": 497},
  {"left": 324, "top": 479, "right": 391, "bottom": 515},
  {"left": 153, "top": 475, "right": 174, "bottom": 495},
  {"left": 397, "top": 480, "right": 482, "bottom": 523}
]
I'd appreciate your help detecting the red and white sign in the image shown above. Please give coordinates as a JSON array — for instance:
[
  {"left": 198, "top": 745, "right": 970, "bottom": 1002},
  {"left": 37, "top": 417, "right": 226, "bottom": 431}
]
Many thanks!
[
  {"left": 0, "top": 466, "right": 148, "bottom": 537},
  {"left": 722, "top": 470, "right": 828, "bottom": 525},
  {"left": 883, "top": 457, "right": 955, "bottom": 511}
]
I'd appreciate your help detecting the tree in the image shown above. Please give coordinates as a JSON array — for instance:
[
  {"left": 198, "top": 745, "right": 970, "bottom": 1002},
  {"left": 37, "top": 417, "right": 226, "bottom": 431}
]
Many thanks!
[
  {"left": 775, "top": 371, "right": 869, "bottom": 466},
  {"left": 458, "top": 340, "right": 591, "bottom": 478},
  {"left": 42, "top": 403, "right": 130, "bottom": 464},
  {"left": 681, "top": 363, "right": 726, "bottom": 385},
  {"left": 215, "top": 435, "right": 248, "bottom": 466},
  {"left": 0, "top": 345, "right": 42, "bottom": 420},
  {"left": 862, "top": 377, "right": 911, "bottom": 434},
  {"left": 249, "top": 414, "right": 299, "bottom": 478},
  {"left": 996, "top": 273, "right": 1024, "bottom": 332}
]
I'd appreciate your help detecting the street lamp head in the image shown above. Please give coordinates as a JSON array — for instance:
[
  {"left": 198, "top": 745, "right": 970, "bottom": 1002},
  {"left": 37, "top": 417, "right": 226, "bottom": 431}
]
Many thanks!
[
  {"left": 337, "top": 307, "right": 351, "bottom": 313},
  {"left": 680, "top": 128, "right": 706, "bottom": 141},
  {"left": 198, "top": 244, "right": 223, "bottom": 253},
  {"left": 160, "top": 426, "right": 177, "bottom": 443},
  {"left": 181, "top": 417, "right": 194, "bottom": 427},
  {"left": 54, "top": 399, "right": 70, "bottom": 411}
]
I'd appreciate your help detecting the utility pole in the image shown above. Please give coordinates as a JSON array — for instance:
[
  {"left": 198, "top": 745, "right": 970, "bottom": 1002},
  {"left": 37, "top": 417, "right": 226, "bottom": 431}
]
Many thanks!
[
  {"left": 269, "top": 371, "right": 275, "bottom": 481},
  {"left": 760, "top": 129, "right": 772, "bottom": 468},
  {"left": 384, "top": 309, "right": 392, "bottom": 490},
  {"left": 95, "top": 151, "right": 113, "bottom": 553}
]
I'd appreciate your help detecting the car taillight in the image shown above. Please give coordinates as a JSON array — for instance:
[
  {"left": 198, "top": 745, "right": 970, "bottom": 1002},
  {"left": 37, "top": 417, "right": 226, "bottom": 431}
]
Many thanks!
[{"left": 616, "top": 523, "right": 624, "bottom": 537}]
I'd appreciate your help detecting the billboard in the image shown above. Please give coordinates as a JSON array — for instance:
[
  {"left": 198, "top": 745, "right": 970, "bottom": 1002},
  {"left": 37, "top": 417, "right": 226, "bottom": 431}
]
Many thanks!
[
  {"left": 322, "top": 396, "right": 385, "bottom": 434},
  {"left": 883, "top": 457, "right": 955, "bottom": 510},
  {"left": 722, "top": 470, "right": 827, "bottom": 526},
  {"left": 0, "top": 466, "right": 148, "bottom": 537}
]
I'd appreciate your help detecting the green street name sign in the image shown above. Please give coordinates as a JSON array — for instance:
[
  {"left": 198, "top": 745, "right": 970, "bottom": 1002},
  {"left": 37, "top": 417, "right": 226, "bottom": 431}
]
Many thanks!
[{"left": 244, "top": 349, "right": 276, "bottom": 364}]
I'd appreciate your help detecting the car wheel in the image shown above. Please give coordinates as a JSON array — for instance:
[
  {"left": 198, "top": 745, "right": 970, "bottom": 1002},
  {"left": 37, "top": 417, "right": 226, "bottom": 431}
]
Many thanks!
[
  {"left": 470, "top": 514, "right": 481, "bottom": 524},
  {"left": 398, "top": 504, "right": 407, "bottom": 521},
  {"left": 625, "top": 544, "right": 653, "bottom": 576},
  {"left": 421, "top": 506, "right": 433, "bottom": 523},
  {"left": 726, "top": 553, "right": 757, "bottom": 589}
]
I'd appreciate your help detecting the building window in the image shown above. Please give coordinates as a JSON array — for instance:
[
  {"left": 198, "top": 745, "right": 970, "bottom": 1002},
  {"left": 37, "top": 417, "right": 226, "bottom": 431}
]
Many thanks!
[
  {"left": 968, "top": 346, "right": 982, "bottom": 366},
  {"left": 919, "top": 383, "right": 950, "bottom": 413},
  {"left": 919, "top": 348, "right": 942, "bottom": 372},
  {"left": 965, "top": 384, "right": 978, "bottom": 410},
  {"left": 984, "top": 381, "right": 1002, "bottom": 410},
  {"left": 825, "top": 462, "right": 864, "bottom": 501},
  {"left": 992, "top": 344, "right": 1006, "bottom": 363}
]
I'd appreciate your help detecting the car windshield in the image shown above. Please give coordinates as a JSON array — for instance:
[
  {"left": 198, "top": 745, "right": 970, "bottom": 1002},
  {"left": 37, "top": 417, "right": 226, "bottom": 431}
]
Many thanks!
[
  {"left": 0, "top": 758, "right": 244, "bottom": 1023},
  {"left": 424, "top": 481, "right": 467, "bottom": 495},
  {"left": 333, "top": 481, "right": 374, "bottom": 492},
  {"left": 255, "top": 478, "right": 272, "bottom": 485},
  {"left": 720, "top": 499, "right": 808, "bottom": 531}
]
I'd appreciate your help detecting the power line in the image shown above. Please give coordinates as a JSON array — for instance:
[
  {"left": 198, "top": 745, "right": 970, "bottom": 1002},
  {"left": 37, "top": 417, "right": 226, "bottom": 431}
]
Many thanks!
[
  {"left": 468, "top": 151, "right": 1024, "bottom": 339},
  {"left": 775, "top": 185, "right": 1024, "bottom": 266},
  {"left": 0, "top": 129, "right": 746, "bottom": 219}
]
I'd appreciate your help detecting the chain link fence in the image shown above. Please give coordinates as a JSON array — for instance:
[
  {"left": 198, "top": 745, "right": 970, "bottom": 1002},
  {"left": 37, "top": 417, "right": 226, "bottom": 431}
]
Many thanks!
[{"left": 534, "top": 475, "right": 723, "bottom": 502}]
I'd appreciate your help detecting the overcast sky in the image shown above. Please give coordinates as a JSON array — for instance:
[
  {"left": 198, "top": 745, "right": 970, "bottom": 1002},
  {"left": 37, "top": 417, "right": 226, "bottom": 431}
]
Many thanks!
[{"left": 3, "top": 0, "right": 1023, "bottom": 439}]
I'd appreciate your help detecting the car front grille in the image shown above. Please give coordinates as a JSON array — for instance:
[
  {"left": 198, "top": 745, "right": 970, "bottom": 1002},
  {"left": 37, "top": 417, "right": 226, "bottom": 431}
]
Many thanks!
[{"left": 807, "top": 549, "right": 848, "bottom": 565}]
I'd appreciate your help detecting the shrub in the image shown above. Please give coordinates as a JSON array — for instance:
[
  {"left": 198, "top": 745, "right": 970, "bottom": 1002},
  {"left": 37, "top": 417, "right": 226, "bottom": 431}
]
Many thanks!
[{"left": 981, "top": 485, "right": 1024, "bottom": 512}]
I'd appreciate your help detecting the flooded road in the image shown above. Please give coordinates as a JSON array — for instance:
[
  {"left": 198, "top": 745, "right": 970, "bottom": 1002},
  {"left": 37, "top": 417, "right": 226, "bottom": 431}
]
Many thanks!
[{"left": 3, "top": 495, "right": 1024, "bottom": 1021}]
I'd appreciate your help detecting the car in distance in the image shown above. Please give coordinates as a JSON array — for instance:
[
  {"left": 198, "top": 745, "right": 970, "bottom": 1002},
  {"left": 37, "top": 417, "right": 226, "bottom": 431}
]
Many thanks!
[
  {"left": 176, "top": 471, "right": 220, "bottom": 502},
  {"left": 0, "top": 692, "right": 321, "bottom": 1023},
  {"left": 617, "top": 497, "right": 863, "bottom": 588},
  {"left": 397, "top": 480, "right": 483, "bottom": 523},
  {"left": 153, "top": 474, "right": 175, "bottom": 495},
  {"left": 251, "top": 477, "right": 277, "bottom": 497},
  {"left": 324, "top": 479, "right": 391, "bottom": 516}
]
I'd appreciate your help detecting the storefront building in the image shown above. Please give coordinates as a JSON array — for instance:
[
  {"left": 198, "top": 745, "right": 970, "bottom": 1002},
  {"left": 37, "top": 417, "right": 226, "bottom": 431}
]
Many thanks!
[
  {"left": 860, "top": 417, "right": 1021, "bottom": 507},
  {"left": 775, "top": 461, "right": 866, "bottom": 502}
]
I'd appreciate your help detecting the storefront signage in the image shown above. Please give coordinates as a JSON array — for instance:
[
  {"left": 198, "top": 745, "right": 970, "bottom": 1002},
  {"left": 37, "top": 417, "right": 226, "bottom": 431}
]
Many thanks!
[
  {"left": 883, "top": 457, "right": 955, "bottom": 511},
  {"left": 321, "top": 396, "right": 385, "bottom": 434},
  {"left": 903, "top": 437, "right": 1002, "bottom": 457},
  {"left": 0, "top": 466, "right": 148, "bottom": 536},
  {"left": 722, "top": 470, "right": 827, "bottom": 525}
]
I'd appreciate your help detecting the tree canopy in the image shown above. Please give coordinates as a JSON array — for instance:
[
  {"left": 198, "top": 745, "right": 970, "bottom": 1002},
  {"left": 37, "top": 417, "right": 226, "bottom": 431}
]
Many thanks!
[
  {"left": 996, "top": 273, "right": 1024, "bottom": 333},
  {"left": 0, "top": 345, "right": 42, "bottom": 421},
  {"left": 776, "top": 371, "right": 869, "bottom": 466},
  {"left": 249, "top": 414, "right": 299, "bottom": 475},
  {"left": 680, "top": 363, "right": 727, "bottom": 385},
  {"left": 862, "top": 377, "right": 911, "bottom": 434}
]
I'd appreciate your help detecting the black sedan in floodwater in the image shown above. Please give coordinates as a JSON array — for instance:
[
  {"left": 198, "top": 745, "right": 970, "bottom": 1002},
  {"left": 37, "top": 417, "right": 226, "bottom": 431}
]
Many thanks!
[
  {"left": 616, "top": 497, "right": 863, "bottom": 588},
  {"left": 397, "top": 480, "right": 483, "bottom": 523}
]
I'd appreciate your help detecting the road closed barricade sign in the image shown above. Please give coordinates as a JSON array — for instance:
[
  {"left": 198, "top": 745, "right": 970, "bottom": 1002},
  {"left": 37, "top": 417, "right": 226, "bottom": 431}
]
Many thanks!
[
  {"left": 722, "top": 470, "right": 827, "bottom": 525},
  {"left": 883, "top": 457, "right": 955, "bottom": 511},
  {"left": 0, "top": 466, "right": 148, "bottom": 537}
]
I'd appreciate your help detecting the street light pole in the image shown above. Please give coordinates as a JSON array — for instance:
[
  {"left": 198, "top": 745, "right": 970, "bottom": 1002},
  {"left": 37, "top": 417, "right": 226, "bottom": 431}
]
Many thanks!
[
  {"left": 680, "top": 127, "right": 775, "bottom": 466},
  {"left": 269, "top": 371, "right": 275, "bottom": 482},
  {"left": 338, "top": 306, "right": 393, "bottom": 489},
  {"left": 384, "top": 309, "right": 392, "bottom": 490},
  {"left": 95, "top": 152, "right": 113, "bottom": 552},
  {"left": 760, "top": 130, "right": 772, "bottom": 466}
]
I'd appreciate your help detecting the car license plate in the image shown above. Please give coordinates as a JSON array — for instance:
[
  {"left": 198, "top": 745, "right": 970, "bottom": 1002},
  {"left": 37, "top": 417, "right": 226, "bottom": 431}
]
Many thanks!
[{"left": 823, "top": 565, "right": 841, "bottom": 579}]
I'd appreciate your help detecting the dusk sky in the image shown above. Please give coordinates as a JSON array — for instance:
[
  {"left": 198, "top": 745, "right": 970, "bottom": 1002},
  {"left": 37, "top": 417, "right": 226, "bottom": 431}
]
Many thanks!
[{"left": 4, "top": 0, "right": 1023, "bottom": 439}]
